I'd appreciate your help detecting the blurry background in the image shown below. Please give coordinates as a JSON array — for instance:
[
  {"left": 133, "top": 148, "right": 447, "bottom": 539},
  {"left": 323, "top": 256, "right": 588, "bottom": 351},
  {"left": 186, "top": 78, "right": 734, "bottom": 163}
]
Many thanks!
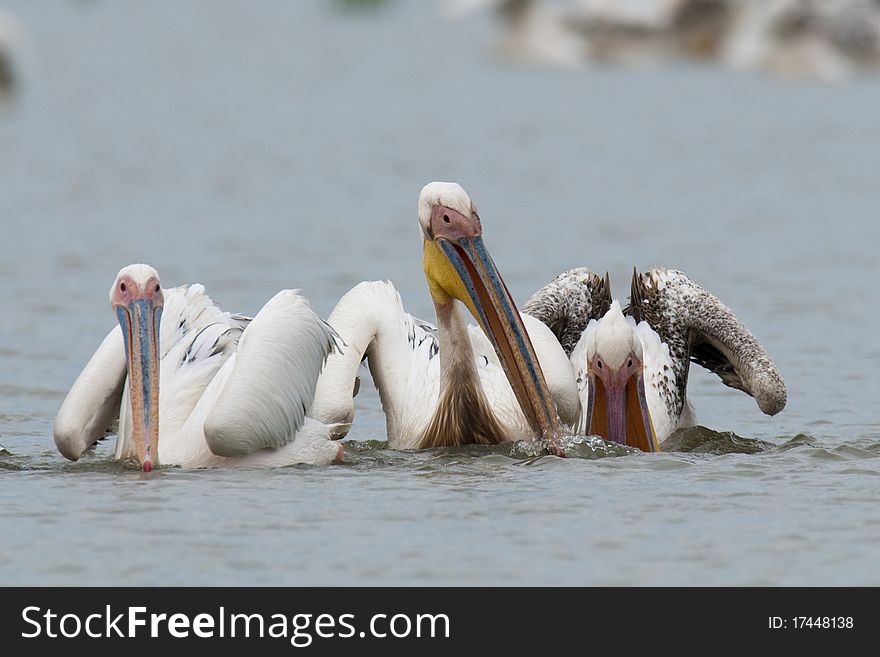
[
  {"left": 0, "top": 0, "right": 878, "bottom": 586},
  {"left": 450, "top": 0, "right": 880, "bottom": 79}
]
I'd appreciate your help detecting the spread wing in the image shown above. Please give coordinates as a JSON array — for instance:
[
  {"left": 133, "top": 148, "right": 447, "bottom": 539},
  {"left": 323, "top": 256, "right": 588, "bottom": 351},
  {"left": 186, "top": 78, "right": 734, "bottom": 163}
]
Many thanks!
[
  {"left": 626, "top": 268, "right": 786, "bottom": 416},
  {"left": 522, "top": 267, "right": 611, "bottom": 356}
]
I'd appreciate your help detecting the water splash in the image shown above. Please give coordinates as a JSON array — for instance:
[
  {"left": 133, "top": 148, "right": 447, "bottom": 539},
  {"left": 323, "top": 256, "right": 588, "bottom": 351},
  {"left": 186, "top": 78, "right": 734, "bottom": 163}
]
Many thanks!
[
  {"left": 341, "top": 435, "right": 636, "bottom": 463},
  {"left": 0, "top": 443, "right": 27, "bottom": 470},
  {"left": 510, "top": 435, "right": 637, "bottom": 460},
  {"left": 662, "top": 426, "right": 773, "bottom": 454},
  {"left": 343, "top": 439, "right": 389, "bottom": 453},
  {"left": 0, "top": 453, "right": 24, "bottom": 471},
  {"left": 775, "top": 434, "right": 817, "bottom": 450}
]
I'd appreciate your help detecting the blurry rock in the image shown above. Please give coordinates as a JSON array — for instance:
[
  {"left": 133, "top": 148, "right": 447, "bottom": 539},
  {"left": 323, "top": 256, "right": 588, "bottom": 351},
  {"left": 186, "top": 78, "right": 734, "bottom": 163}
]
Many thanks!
[
  {"left": 0, "top": 12, "right": 23, "bottom": 96},
  {"left": 0, "top": 55, "right": 12, "bottom": 94},
  {"left": 0, "top": 49, "right": 13, "bottom": 94}
]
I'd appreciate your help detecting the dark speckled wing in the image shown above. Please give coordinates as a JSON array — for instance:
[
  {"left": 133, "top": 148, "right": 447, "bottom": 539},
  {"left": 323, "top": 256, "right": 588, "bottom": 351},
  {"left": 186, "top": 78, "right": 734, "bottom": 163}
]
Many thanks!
[
  {"left": 523, "top": 268, "right": 612, "bottom": 356},
  {"left": 626, "top": 268, "right": 786, "bottom": 417}
]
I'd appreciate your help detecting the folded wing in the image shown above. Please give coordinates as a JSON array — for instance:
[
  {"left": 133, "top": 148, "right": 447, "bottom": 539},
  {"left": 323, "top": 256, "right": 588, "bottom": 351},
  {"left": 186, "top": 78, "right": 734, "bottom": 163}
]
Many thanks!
[{"left": 203, "top": 290, "right": 337, "bottom": 457}]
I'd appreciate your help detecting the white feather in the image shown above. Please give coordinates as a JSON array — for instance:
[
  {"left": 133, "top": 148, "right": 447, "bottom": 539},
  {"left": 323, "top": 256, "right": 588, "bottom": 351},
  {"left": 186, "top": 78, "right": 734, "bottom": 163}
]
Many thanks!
[
  {"left": 417, "top": 182, "right": 474, "bottom": 240},
  {"left": 204, "top": 290, "right": 335, "bottom": 457},
  {"left": 54, "top": 327, "right": 127, "bottom": 460},
  {"left": 634, "top": 319, "right": 687, "bottom": 442},
  {"left": 312, "top": 280, "right": 578, "bottom": 448},
  {"left": 56, "top": 282, "right": 341, "bottom": 468},
  {"left": 568, "top": 306, "right": 689, "bottom": 443}
]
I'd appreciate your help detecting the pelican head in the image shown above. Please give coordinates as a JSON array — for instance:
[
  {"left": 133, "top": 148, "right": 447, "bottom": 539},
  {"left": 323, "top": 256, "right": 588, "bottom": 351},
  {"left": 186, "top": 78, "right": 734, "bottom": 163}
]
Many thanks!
[
  {"left": 418, "top": 182, "right": 564, "bottom": 450},
  {"left": 110, "top": 264, "right": 163, "bottom": 471},
  {"left": 583, "top": 301, "right": 658, "bottom": 451}
]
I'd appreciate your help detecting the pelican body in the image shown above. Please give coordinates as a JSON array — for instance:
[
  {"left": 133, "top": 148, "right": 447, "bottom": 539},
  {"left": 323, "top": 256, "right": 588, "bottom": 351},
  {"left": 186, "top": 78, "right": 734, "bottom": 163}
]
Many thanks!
[
  {"left": 524, "top": 267, "right": 786, "bottom": 450},
  {"left": 54, "top": 265, "right": 344, "bottom": 470},
  {"left": 313, "top": 183, "right": 576, "bottom": 454}
]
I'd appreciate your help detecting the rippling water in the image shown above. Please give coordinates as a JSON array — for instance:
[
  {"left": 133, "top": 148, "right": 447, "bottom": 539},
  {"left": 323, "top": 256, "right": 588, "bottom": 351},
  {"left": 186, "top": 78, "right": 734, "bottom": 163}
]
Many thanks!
[{"left": 1, "top": 0, "right": 879, "bottom": 586}]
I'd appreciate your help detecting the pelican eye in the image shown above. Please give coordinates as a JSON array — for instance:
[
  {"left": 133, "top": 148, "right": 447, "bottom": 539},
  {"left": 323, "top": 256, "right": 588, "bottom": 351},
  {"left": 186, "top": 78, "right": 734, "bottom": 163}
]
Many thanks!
[
  {"left": 597, "top": 360, "right": 603, "bottom": 369},
  {"left": 628, "top": 359, "right": 633, "bottom": 368},
  {"left": 443, "top": 214, "right": 450, "bottom": 223},
  {"left": 120, "top": 282, "right": 127, "bottom": 292}
]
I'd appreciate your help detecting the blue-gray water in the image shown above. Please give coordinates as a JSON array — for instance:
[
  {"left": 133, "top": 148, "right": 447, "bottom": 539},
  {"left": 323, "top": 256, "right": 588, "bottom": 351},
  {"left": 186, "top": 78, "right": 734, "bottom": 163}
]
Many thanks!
[{"left": 1, "top": 0, "right": 878, "bottom": 586}]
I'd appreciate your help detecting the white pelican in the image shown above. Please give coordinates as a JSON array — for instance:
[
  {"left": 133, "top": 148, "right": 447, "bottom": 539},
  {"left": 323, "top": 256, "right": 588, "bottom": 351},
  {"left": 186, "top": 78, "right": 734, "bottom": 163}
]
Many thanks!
[
  {"left": 721, "top": 0, "right": 880, "bottom": 81},
  {"left": 54, "top": 264, "right": 344, "bottom": 470},
  {"left": 447, "top": 0, "right": 586, "bottom": 68},
  {"left": 312, "top": 182, "right": 578, "bottom": 454},
  {"left": 568, "top": 0, "right": 733, "bottom": 64},
  {"left": 523, "top": 267, "right": 786, "bottom": 450}
]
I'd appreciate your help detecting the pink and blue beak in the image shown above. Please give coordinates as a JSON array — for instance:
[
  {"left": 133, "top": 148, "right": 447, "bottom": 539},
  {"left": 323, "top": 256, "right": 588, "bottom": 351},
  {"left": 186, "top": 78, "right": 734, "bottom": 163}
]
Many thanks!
[{"left": 111, "top": 276, "right": 163, "bottom": 471}]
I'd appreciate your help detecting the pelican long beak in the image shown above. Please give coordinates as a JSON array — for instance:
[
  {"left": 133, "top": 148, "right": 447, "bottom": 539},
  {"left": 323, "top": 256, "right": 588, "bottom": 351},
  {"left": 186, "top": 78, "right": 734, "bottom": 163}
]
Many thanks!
[
  {"left": 425, "top": 235, "right": 566, "bottom": 454},
  {"left": 115, "top": 298, "right": 161, "bottom": 471},
  {"left": 588, "top": 365, "right": 658, "bottom": 452}
]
